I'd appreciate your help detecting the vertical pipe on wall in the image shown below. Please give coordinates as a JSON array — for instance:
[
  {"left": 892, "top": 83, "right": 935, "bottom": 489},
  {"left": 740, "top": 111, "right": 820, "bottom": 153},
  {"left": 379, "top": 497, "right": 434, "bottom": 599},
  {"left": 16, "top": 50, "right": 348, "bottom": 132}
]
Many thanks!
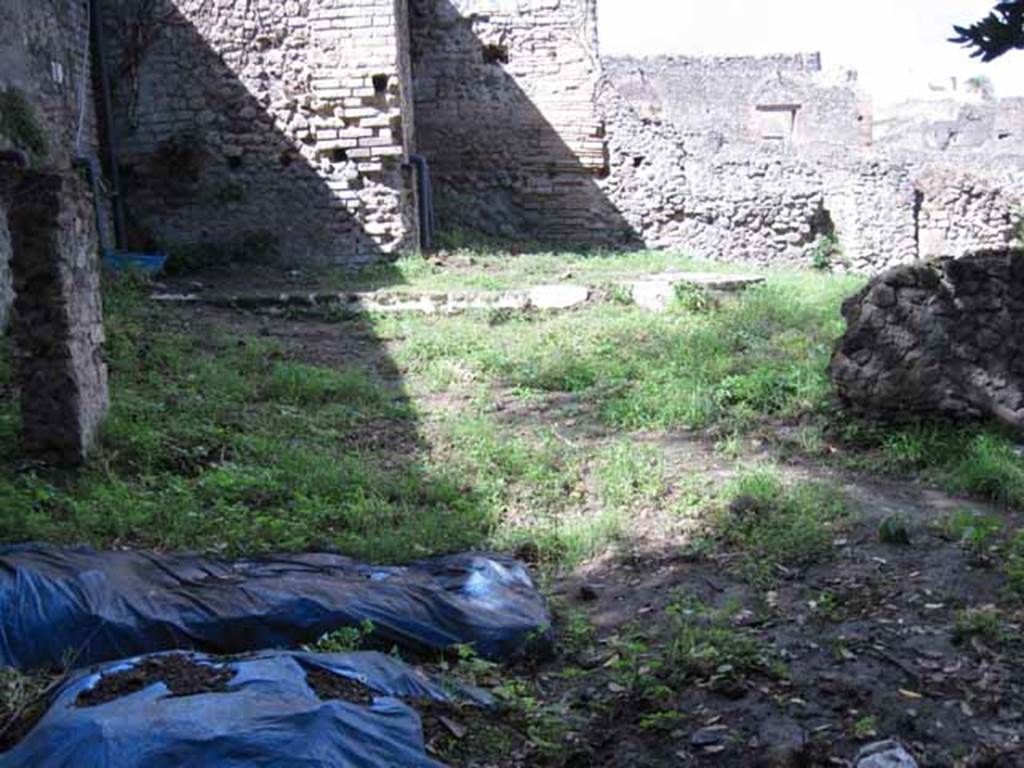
[{"left": 88, "top": 0, "right": 125, "bottom": 248}]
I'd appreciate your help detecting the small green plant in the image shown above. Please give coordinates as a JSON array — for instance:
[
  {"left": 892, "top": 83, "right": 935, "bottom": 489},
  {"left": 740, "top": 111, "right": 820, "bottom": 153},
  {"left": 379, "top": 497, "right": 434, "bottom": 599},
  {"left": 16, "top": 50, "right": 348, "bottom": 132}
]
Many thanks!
[
  {"left": 1008, "top": 531, "right": 1024, "bottom": 597},
  {"left": 953, "top": 607, "right": 1005, "bottom": 644},
  {"left": 559, "top": 608, "right": 596, "bottom": 657},
  {"left": 306, "top": 619, "right": 376, "bottom": 653},
  {"left": 948, "top": 434, "right": 1024, "bottom": 508},
  {"left": 664, "top": 596, "right": 782, "bottom": 685},
  {"left": 670, "top": 282, "right": 713, "bottom": 313},
  {"left": 878, "top": 514, "right": 912, "bottom": 546},
  {"left": 639, "top": 710, "right": 686, "bottom": 733},
  {"left": 713, "top": 467, "right": 849, "bottom": 587},
  {"left": 0, "top": 86, "right": 47, "bottom": 162},
  {"left": 852, "top": 715, "right": 879, "bottom": 740},
  {"left": 603, "top": 283, "right": 635, "bottom": 305},
  {"left": 595, "top": 441, "right": 664, "bottom": 512},
  {"left": 809, "top": 234, "right": 841, "bottom": 271},
  {"left": 941, "top": 509, "right": 1004, "bottom": 556},
  {"left": 812, "top": 589, "right": 839, "bottom": 618}
]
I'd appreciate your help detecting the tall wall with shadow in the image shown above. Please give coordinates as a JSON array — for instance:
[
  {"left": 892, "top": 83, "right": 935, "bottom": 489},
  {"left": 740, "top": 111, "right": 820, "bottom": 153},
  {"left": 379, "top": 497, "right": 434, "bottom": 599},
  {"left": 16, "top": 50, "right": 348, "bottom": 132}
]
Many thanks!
[
  {"left": 409, "top": 0, "right": 637, "bottom": 247},
  {"left": 104, "top": 0, "right": 419, "bottom": 266},
  {"left": 1, "top": 0, "right": 99, "bottom": 329}
]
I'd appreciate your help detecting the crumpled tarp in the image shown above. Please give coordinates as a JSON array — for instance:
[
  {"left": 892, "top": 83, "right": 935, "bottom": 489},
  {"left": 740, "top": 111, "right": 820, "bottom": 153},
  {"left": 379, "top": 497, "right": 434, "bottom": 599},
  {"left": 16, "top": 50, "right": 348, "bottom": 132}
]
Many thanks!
[
  {"left": 0, "top": 544, "right": 551, "bottom": 671},
  {"left": 0, "top": 649, "right": 484, "bottom": 768}
]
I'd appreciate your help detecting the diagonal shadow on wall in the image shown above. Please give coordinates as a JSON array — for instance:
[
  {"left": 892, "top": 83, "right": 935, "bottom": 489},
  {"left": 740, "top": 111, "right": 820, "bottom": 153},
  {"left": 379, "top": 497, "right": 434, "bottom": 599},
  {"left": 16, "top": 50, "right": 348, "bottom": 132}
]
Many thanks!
[
  {"left": 61, "top": 0, "right": 488, "bottom": 560},
  {"left": 409, "top": 0, "right": 642, "bottom": 250},
  {"left": 104, "top": 0, "right": 413, "bottom": 267}
]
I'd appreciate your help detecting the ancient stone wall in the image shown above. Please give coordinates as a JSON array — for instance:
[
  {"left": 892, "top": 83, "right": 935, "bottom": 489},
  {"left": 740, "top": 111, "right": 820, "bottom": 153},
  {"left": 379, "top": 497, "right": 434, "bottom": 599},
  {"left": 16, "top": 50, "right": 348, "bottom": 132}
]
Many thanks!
[
  {"left": 875, "top": 97, "right": 1024, "bottom": 153},
  {"left": 604, "top": 54, "right": 871, "bottom": 151},
  {"left": 106, "top": 0, "right": 419, "bottom": 265},
  {"left": 830, "top": 249, "right": 1024, "bottom": 430},
  {"left": 7, "top": 170, "right": 108, "bottom": 465},
  {"left": 409, "top": 0, "right": 635, "bottom": 245},
  {"left": 598, "top": 53, "right": 1024, "bottom": 273},
  {"left": 0, "top": 0, "right": 98, "bottom": 330}
]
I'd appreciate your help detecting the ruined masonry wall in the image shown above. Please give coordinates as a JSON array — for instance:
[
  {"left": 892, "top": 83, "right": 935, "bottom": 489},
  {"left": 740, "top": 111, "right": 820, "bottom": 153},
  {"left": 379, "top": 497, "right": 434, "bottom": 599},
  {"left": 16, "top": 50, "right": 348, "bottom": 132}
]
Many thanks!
[
  {"left": 410, "top": 0, "right": 633, "bottom": 244},
  {"left": 0, "top": 0, "right": 98, "bottom": 330},
  {"left": 600, "top": 54, "right": 1023, "bottom": 272},
  {"left": 108, "top": 0, "right": 418, "bottom": 265},
  {"left": 604, "top": 54, "right": 870, "bottom": 151}
]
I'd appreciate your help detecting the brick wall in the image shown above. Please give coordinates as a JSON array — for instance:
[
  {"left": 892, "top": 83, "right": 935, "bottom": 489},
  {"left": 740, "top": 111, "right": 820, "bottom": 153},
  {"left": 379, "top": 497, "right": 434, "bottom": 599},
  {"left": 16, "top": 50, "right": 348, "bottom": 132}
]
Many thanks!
[
  {"left": 409, "top": 0, "right": 634, "bottom": 245},
  {"left": 107, "top": 0, "right": 418, "bottom": 265}
]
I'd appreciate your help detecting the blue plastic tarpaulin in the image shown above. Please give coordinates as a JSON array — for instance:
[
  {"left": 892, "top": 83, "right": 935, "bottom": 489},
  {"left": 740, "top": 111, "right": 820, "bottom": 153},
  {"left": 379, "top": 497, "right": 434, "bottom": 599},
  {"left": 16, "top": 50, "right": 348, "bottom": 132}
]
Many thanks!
[
  {"left": 0, "top": 649, "right": 486, "bottom": 768},
  {"left": 0, "top": 544, "right": 552, "bottom": 671}
]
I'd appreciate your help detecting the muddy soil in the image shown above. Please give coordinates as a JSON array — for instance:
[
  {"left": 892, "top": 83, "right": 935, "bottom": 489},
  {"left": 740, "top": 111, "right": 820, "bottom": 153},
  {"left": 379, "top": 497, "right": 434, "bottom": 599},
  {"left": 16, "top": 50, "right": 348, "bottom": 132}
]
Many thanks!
[
  {"left": 75, "top": 654, "right": 234, "bottom": 707},
  {"left": 304, "top": 665, "right": 374, "bottom": 705}
]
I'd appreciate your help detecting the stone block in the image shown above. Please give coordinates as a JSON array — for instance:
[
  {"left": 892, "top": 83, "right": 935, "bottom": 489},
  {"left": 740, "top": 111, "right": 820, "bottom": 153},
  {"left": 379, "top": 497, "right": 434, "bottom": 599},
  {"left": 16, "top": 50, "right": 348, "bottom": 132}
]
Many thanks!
[{"left": 830, "top": 249, "right": 1024, "bottom": 431}]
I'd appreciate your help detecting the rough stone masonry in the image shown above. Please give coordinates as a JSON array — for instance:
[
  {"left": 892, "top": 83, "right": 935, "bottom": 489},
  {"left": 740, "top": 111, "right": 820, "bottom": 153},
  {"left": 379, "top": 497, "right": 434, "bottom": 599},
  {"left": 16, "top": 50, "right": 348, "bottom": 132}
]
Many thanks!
[
  {"left": 829, "top": 249, "right": 1024, "bottom": 431},
  {"left": 7, "top": 171, "right": 108, "bottom": 465}
]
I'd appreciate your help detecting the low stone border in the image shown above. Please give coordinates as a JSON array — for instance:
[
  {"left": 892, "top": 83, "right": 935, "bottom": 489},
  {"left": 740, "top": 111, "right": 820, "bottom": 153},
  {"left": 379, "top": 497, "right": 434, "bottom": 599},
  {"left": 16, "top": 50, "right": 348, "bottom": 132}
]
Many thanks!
[{"left": 151, "top": 271, "right": 765, "bottom": 315}]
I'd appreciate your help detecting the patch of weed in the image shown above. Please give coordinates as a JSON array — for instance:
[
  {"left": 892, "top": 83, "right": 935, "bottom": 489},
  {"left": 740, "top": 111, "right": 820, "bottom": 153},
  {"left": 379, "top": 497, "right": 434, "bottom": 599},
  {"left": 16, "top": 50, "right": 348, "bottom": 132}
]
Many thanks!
[
  {"left": 953, "top": 607, "right": 1006, "bottom": 645},
  {"left": 941, "top": 509, "right": 1004, "bottom": 557},
  {"left": 1008, "top": 532, "right": 1024, "bottom": 597},
  {"left": 305, "top": 619, "right": 376, "bottom": 653},
  {"left": 594, "top": 440, "right": 664, "bottom": 511},
  {"left": 664, "top": 596, "right": 783, "bottom": 685},
  {"left": 948, "top": 433, "right": 1024, "bottom": 508},
  {"left": 713, "top": 466, "right": 850, "bottom": 587}
]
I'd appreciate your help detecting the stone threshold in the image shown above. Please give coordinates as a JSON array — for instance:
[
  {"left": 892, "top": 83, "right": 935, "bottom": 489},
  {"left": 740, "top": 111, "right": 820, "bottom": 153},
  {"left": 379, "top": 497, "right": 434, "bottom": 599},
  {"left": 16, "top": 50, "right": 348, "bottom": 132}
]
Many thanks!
[{"left": 151, "top": 271, "right": 765, "bottom": 315}]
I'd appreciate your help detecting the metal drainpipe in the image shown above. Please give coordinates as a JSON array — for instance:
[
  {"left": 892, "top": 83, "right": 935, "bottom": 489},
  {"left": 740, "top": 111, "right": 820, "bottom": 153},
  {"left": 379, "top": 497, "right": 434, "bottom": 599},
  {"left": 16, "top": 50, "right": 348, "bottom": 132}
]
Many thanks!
[
  {"left": 73, "top": 157, "right": 111, "bottom": 253},
  {"left": 89, "top": 0, "right": 126, "bottom": 249},
  {"left": 409, "top": 154, "right": 435, "bottom": 253}
]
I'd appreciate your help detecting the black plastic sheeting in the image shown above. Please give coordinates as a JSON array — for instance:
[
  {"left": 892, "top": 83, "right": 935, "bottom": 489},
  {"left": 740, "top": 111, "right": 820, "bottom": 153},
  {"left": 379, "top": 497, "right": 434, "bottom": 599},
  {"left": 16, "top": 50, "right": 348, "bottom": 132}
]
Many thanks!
[
  {"left": 0, "top": 649, "right": 487, "bottom": 767},
  {"left": 0, "top": 544, "right": 552, "bottom": 671}
]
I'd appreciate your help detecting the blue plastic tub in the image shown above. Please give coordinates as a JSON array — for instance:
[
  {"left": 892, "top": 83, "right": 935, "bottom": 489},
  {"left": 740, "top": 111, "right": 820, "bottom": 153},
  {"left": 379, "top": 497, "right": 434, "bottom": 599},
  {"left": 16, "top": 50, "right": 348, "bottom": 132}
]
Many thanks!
[{"left": 102, "top": 250, "right": 168, "bottom": 277}]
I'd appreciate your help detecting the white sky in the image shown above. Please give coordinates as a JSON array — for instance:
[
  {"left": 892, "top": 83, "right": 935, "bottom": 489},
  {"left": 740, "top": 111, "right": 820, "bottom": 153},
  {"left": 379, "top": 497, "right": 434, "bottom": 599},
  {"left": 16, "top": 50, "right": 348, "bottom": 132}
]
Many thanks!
[{"left": 598, "top": 0, "right": 1024, "bottom": 104}]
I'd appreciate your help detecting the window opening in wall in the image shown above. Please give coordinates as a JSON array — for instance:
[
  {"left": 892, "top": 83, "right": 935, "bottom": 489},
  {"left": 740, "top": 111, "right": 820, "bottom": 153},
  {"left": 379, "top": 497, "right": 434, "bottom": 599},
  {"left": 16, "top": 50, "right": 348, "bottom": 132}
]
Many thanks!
[
  {"left": 755, "top": 104, "right": 799, "bottom": 142},
  {"left": 482, "top": 43, "right": 509, "bottom": 65},
  {"left": 372, "top": 74, "right": 389, "bottom": 95}
]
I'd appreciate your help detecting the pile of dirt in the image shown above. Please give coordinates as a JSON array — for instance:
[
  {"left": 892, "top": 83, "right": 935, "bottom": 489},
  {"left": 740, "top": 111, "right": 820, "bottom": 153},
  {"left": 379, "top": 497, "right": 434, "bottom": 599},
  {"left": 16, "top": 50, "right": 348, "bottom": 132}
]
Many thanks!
[
  {"left": 303, "top": 666, "right": 374, "bottom": 705},
  {"left": 75, "top": 654, "right": 233, "bottom": 707}
]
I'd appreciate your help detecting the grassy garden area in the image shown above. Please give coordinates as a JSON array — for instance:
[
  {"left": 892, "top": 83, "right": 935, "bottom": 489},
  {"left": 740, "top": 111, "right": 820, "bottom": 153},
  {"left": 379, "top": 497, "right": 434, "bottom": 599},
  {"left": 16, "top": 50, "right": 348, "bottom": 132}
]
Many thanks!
[{"left": 2, "top": 249, "right": 1024, "bottom": 765}]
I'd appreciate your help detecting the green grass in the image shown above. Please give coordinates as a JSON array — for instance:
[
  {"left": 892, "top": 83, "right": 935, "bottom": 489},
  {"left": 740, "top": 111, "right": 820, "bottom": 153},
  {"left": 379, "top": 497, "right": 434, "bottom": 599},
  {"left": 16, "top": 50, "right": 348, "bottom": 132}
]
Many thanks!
[
  {"left": 0, "top": 278, "right": 492, "bottom": 560},
  {"left": 384, "top": 271, "right": 862, "bottom": 433},
  {"left": 3, "top": 251, "right": 1023, "bottom": 573},
  {"left": 858, "top": 422, "right": 1024, "bottom": 510},
  {"left": 711, "top": 466, "right": 850, "bottom": 587},
  {"left": 1009, "top": 532, "right": 1024, "bottom": 597},
  {"left": 664, "top": 596, "right": 782, "bottom": 683},
  {"left": 337, "top": 249, "right": 764, "bottom": 293},
  {"left": 941, "top": 509, "right": 1005, "bottom": 554}
]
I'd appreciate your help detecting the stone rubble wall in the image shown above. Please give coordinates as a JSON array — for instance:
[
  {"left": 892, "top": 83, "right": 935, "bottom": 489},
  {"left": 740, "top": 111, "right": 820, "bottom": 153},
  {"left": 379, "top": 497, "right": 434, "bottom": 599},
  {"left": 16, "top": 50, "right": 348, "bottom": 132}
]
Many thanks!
[
  {"left": 409, "top": 0, "right": 635, "bottom": 245},
  {"left": 0, "top": 0, "right": 99, "bottom": 331},
  {"left": 107, "top": 0, "right": 419, "bottom": 265},
  {"left": 603, "top": 54, "right": 871, "bottom": 151},
  {"left": 874, "top": 97, "right": 1024, "bottom": 153},
  {"left": 597, "top": 55, "right": 1024, "bottom": 273},
  {"left": 829, "top": 249, "right": 1024, "bottom": 430},
  {"left": 915, "top": 156, "right": 1024, "bottom": 260}
]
